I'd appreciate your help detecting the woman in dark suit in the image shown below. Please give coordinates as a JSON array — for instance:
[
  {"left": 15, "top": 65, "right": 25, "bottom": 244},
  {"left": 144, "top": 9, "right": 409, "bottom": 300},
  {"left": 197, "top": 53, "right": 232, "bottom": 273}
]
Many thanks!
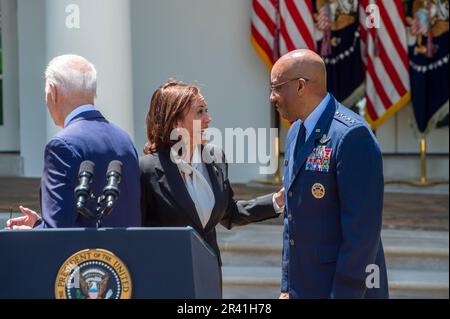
[{"left": 140, "top": 80, "right": 284, "bottom": 267}]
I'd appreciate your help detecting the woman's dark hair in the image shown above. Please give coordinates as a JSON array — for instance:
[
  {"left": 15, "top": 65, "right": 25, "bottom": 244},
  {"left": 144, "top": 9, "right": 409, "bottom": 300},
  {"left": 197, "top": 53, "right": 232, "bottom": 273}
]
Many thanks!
[{"left": 144, "top": 80, "right": 200, "bottom": 154}]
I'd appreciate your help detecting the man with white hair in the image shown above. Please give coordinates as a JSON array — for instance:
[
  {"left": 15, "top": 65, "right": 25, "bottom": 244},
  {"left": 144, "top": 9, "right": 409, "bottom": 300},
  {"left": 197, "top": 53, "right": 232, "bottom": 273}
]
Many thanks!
[{"left": 7, "top": 54, "right": 141, "bottom": 228}]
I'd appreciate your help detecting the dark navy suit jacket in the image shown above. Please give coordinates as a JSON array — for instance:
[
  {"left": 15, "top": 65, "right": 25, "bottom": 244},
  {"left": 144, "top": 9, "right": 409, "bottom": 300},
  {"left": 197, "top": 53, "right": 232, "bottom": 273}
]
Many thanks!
[
  {"left": 35, "top": 110, "right": 141, "bottom": 228},
  {"left": 281, "top": 95, "right": 389, "bottom": 299}
]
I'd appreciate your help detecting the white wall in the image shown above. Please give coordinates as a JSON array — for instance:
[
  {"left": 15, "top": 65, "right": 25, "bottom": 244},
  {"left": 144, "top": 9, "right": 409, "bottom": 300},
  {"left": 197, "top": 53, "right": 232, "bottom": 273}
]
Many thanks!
[
  {"left": 45, "top": 0, "right": 135, "bottom": 141},
  {"left": 130, "top": 0, "right": 273, "bottom": 183},
  {"left": 16, "top": 0, "right": 136, "bottom": 177},
  {"left": 17, "top": 0, "right": 47, "bottom": 177},
  {"left": 377, "top": 102, "right": 449, "bottom": 154}
]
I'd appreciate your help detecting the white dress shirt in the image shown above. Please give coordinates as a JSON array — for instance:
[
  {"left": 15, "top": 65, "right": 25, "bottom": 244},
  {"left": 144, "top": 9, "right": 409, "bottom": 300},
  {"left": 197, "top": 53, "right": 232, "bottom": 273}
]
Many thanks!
[
  {"left": 176, "top": 148, "right": 215, "bottom": 228},
  {"left": 301, "top": 93, "right": 331, "bottom": 142}
]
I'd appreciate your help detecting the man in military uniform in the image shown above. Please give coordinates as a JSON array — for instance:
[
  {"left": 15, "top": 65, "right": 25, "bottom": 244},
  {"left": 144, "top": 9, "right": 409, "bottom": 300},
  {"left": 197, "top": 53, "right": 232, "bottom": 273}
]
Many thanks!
[{"left": 270, "top": 49, "right": 388, "bottom": 299}]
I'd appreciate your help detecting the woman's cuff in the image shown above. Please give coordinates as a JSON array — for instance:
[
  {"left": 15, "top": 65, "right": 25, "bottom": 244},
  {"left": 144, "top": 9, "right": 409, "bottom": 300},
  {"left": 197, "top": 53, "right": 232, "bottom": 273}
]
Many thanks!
[{"left": 272, "top": 193, "right": 285, "bottom": 214}]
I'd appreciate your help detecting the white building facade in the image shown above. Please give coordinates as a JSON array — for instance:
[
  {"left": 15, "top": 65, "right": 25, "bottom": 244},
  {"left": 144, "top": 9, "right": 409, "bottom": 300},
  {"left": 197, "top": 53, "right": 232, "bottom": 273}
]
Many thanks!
[{"left": 0, "top": 0, "right": 448, "bottom": 183}]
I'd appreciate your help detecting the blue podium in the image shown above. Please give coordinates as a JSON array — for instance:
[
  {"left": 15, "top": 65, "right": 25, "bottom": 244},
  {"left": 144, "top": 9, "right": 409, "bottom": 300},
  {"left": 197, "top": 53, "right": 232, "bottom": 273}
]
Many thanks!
[{"left": 0, "top": 227, "right": 221, "bottom": 299}]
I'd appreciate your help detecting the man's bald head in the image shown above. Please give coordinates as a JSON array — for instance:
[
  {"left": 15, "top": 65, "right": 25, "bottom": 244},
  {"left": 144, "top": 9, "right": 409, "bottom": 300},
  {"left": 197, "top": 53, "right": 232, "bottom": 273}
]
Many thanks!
[
  {"left": 272, "top": 49, "right": 327, "bottom": 96},
  {"left": 270, "top": 49, "right": 328, "bottom": 122}
]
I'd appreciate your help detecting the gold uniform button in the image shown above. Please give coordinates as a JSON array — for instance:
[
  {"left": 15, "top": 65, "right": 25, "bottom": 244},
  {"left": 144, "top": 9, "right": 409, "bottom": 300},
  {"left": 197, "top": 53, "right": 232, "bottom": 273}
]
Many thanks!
[{"left": 289, "top": 239, "right": 295, "bottom": 246}]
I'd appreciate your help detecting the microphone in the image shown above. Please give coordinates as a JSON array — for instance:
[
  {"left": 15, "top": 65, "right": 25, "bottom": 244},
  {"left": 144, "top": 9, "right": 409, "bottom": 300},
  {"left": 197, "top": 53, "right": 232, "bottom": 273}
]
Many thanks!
[
  {"left": 74, "top": 160, "right": 95, "bottom": 218},
  {"left": 100, "top": 160, "right": 123, "bottom": 218}
]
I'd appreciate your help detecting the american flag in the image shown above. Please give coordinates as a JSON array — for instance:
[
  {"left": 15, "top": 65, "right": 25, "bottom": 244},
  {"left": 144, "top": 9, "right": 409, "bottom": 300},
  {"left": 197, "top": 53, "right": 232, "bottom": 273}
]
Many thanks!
[
  {"left": 316, "top": 4, "right": 332, "bottom": 31},
  {"left": 251, "top": 0, "right": 316, "bottom": 69},
  {"left": 316, "top": 2, "right": 332, "bottom": 56},
  {"left": 359, "top": 0, "right": 411, "bottom": 129}
]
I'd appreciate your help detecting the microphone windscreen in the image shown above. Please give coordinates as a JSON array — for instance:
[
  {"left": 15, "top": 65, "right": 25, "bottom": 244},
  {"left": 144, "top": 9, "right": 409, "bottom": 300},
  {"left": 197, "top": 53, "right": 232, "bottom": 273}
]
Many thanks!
[
  {"left": 107, "top": 160, "right": 123, "bottom": 175},
  {"left": 79, "top": 160, "right": 95, "bottom": 175}
]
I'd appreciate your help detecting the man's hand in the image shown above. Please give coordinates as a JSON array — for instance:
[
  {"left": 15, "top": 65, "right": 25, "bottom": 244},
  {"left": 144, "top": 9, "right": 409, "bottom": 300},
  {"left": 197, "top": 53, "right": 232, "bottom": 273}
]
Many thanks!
[
  {"left": 279, "top": 292, "right": 289, "bottom": 299},
  {"left": 274, "top": 187, "right": 285, "bottom": 209},
  {"left": 6, "top": 206, "right": 39, "bottom": 229}
]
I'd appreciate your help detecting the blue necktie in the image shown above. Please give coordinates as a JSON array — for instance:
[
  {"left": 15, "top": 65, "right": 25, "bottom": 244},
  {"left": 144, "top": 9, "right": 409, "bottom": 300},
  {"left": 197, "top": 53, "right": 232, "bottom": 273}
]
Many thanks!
[{"left": 294, "top": 123, "right": 306, "bottom": 160}]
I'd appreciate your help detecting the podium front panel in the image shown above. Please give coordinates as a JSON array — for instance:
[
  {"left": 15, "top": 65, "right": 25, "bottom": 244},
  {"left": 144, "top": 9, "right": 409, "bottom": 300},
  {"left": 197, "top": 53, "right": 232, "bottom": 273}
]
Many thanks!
[{"left": 0, "top": 227, "right": 221, "bottom": 299}]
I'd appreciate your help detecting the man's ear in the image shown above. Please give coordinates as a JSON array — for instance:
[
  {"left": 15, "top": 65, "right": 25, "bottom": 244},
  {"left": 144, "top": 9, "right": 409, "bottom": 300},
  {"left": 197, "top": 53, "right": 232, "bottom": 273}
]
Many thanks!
[
  {"left": 296, "top": 79, "right": 306, "bottom": 96},
  {"left": 48, "top": 83, "right": 58, "bottom": 104}
]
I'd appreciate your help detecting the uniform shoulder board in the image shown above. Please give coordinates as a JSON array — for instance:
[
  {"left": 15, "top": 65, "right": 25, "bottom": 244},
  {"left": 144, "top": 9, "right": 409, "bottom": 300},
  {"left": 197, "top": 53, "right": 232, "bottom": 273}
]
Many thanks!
[{"left": 334, "top": 110, "right": 358, "bottom": 127}]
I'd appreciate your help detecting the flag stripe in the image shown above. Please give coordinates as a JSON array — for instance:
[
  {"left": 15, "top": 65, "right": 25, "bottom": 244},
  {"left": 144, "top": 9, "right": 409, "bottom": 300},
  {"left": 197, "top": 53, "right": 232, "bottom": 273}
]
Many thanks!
[
  {"left": 281, "top": 1, "right": 308, "bottom": 50},
  {"left": 280, "top": 18, "right": 297, "bottom": 52},
  {"left": 366, "top": 75, "right": 388, "bottom": 117},
  {"left": 367, "top": 57, "right": 392, "bottom": 109},
  {"left": 252, "top": 6, "right": 275, "bottom": 44},
  {"left": 300, "top": 0, "right": 316, "bottom": 43},
  {"left": 284, "top": 0, "right": 316, "bottom": 50},
  {"left": 251, "top": 9, "right": 275, "bottom": 49},
  {"left": 368, "top": 28, "right": 407, "bottom": 96},
  {"left": 253, "top": 0, "right": 276, "bottom": 37},
  {"left": 377, "top": 0, "right": 409, "bottom": 70},
  {"left": 251, "top": 23, "right": 275, "bottom": 65},
  {"left": 373, "top": 57, "right": 401, "bottom": 104},
  {"left": 372, "top": 20, "right": 410, "bottom": 90},
  {"left": 305, "top": 0, "right": 313, "bottom": 16},
  {"left": 365, "top": 95, "right": 379, "bottom": 121}
]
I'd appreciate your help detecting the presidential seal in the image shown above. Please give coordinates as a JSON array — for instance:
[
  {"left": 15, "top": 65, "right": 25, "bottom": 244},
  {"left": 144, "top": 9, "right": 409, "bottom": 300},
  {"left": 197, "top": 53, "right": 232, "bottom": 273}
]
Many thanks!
[{"left": 55, "top": 249, "right": 132, "bottom": 299}]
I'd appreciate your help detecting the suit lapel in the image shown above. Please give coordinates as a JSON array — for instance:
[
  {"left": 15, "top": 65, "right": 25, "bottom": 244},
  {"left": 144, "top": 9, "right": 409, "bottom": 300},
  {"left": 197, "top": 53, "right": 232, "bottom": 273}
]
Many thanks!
[
  {"left": 287, "top": 97, "right": 336, "bottom": 192},
  {"left": 157, "top": 149, "right": 204, "bottom": 230}
]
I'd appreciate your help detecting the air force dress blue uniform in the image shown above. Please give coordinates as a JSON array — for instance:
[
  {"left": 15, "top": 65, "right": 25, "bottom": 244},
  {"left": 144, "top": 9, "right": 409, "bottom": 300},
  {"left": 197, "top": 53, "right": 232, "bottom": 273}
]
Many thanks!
[
  {"left": 281, "top": 94, "right": 389, "bottom": 299},
  {"left": 35, "top": 106, "right": 141, "bottom": 228}
]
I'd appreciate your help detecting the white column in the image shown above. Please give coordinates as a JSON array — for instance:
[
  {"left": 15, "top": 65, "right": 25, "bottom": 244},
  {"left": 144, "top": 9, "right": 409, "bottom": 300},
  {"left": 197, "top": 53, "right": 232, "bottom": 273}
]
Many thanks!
[
  {"left": 0, "top": 0, "right": 20, "bottom": 152},
  {"left": 45, "top": 0, "right": 134, "bottom": 140}
]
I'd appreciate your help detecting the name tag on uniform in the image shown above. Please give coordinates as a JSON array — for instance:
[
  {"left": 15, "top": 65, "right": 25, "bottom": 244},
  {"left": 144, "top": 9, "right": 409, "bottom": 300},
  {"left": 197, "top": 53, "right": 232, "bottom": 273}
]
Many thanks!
[{"left": 305, "top": 145, "right": 332, "bottom": 173}]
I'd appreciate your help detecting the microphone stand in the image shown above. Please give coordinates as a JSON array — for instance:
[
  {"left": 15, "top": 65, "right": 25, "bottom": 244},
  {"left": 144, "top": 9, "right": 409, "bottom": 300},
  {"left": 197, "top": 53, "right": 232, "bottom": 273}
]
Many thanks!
[
  {"left": 95, "top": 195, "right": 108, "bottom": 229},
  {"left": 75, "top": 193, "right": 97, "bottom": 220},
  {"left": 95, "top": 195, "right": 115, "bottom": 229}
]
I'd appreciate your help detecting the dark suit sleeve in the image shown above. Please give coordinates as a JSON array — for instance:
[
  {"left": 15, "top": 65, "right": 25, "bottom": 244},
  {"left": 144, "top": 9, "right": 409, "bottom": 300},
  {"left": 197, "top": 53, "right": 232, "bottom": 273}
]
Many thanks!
[
  {"left": 140, "top": 169, "right": 156, "bottom": 226},
  {"left": 219, "top": 161, "right": 280, "bottom": 229},
  {"left": 281, "top": 212, "right": 289, "bottom": 292},
  {"left": 35, "top": 137, "right": 80, "bottom": 228},
  {"left": 331, "top": 125, "right": 384, "bottom": 298}
]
